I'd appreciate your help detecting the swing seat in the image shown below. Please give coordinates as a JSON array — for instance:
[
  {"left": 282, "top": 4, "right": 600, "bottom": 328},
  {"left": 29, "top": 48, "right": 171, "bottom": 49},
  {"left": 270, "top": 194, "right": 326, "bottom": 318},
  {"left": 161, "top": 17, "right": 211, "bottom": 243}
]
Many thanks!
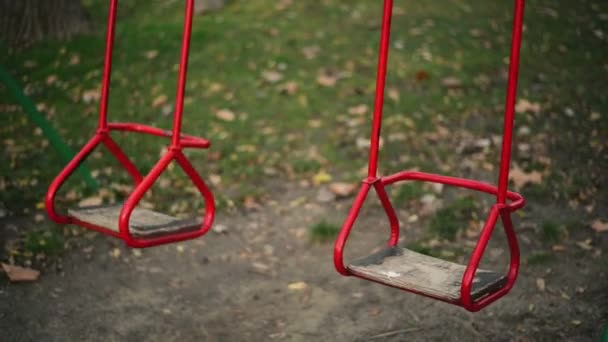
[
  {"left": 68, "top": 204, "right": 201, "bottom": 238},
  {"left": 45, "top": 0, "right": 216, "bottom": 248},
  {"left": 348, "top": 246, "right": 507, "bottom": 302}
]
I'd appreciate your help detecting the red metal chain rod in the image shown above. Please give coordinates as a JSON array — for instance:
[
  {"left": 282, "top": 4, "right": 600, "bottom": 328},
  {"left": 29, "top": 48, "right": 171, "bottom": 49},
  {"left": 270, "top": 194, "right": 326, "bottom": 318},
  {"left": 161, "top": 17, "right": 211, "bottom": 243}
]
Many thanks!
[
  {"left": 462, "top": 0, "right": 526, "bottom": 311},
  {"left": 46, "top": 0, "right": 216, "bottom": 247},
  {"left": 171, "top": 0, "right": 194, "bottom": 147},
  {"left": 367, "top": 0, "right": 393, "bottom": 179},
  {"left": 98, "top": 0, "right": 117, "bottom": 130},
  {"left": 497, "top": 0, "right": 525, "bottom": 204}
]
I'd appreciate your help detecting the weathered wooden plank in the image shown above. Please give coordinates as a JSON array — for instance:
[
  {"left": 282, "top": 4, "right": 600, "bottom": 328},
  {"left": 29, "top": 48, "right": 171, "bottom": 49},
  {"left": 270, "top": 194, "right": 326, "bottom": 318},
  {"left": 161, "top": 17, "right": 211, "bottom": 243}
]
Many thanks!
[
  {"left": 348, "top": 246, "right": 506, "bottom": 302},
  {"left": 68, "top": 204, "right": 201, "bottom": 238}
]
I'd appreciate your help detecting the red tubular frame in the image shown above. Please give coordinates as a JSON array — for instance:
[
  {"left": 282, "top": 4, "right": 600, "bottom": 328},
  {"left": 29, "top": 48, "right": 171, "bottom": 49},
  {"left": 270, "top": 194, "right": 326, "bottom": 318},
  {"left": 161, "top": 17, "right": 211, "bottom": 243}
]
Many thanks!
[
  {"left": 334, "top": 0, "right": 526, "bottom": 311},
  {"left": 45, "top": 0, "right": 216, "bottom": 248}
]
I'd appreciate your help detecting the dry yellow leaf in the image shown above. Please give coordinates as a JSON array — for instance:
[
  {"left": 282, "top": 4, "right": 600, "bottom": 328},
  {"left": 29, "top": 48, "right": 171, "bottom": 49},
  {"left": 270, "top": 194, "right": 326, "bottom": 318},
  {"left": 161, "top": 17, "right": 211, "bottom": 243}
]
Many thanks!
[
  {"left": 313, "top": 170, "right": 332, "bottom": 185},
  {"left": 215, "top": 109, "right": 236, "bottom": 122},
  {"left": 152, "top": 94, "right": 168, "bottom": 108},
  {"left": 1, "top": 263, "right": 40, "bottom": 282},
  {"left": 591, "top": 219, "right": 608, "bottom": 233},
  {"left": 317, "top": 70, "right": 338, "bottom": 87},
  {"left": 328, "top": 182, "right": 357, "bottom": 197},
  {"left": 515, "top": 99, "right": 541, "bottom": 113},
  {"left": 509, "top": 166, "right": 543, "bottom": 190},
  {"left": 288, "top": 281, "right": 308, "bottom": 291}
]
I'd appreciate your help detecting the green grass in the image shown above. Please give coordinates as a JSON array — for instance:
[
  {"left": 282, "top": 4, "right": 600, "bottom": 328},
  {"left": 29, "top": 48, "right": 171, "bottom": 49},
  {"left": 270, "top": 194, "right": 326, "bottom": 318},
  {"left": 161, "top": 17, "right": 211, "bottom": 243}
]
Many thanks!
[
  {"left": 526, "top": 252, "right": 555, "bottom": 265},
  {"left": 23, "top": 228, "right": 65, "bottom": 256},
  {"left": 309, "top": 220, "right": 340, "bottom": 243},
  {"left": 1, "top": 0, "right": 607, "bottom": 219},
  {"left": 429, "top": 196, "right": 477, "bottom": 240},
  {"left": 406, "top": 241, "right": 441, "bottom": 258},
  {"left": 392, "top": 182, "right": 425, "bottom": 203},
  {"left": 540, "top": 221, "right": 565, "bottom": 243}
]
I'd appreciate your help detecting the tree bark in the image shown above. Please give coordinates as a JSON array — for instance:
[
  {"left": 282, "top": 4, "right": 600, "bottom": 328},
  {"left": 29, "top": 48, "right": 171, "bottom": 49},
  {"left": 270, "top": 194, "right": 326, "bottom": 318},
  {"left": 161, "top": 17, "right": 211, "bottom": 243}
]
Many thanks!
[{"left": 0, "top": 0, "right": 91, "bottom": 47}]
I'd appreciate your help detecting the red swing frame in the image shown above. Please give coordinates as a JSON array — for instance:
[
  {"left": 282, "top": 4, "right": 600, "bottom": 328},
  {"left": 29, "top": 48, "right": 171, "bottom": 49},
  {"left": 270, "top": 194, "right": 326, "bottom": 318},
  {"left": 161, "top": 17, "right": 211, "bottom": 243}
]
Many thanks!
[
  {"left": 45, "top": 0, "right": 215, "bottom": 248},
  {"left": 334, "top": 0, "right": 526, "bottom": 312}
]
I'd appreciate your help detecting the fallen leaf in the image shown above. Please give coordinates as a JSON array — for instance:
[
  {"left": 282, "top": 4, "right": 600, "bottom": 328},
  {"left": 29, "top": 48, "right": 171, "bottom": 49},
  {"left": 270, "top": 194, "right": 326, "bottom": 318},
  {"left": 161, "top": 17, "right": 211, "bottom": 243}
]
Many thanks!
[
  {"left": 110, "top": 248, "right": 121, "bottom": 258},
  {"left": 576, "top": 239, "right": 593, "bottom": 251},
  {"left": 215, "top": 109, "right": 236, "bottom": 122},
  {"left": 275, "top": 0, "right": 293, "bottom": 11},
  {"left": 348, "top": 104, "right": 368, "bottom": 115},
  {"left": 328, "top": 182, "right": 357, "bottom": 197},
  {"left": 312, "top": 170, "right": 332, "bottom": 185},
  {"left": 144, "top": 50, "right": 159, "bottom": 59},
  {"left": 279, "top": 81, "right": 298, "bottom": 95},
  {"left": 440, "top": 77, "right": 462, "bottom": 88},
  {"left": 368, "top": 307, "right": 382, "bottom": 316},
  {"left": 591, "top": 219, "right": 608, "bottom": 233},
  {"left": 1, "top": 263, "right": 40, "bottom": 282},
  {"left": 46, "top": 74, "right": 58, "bottom": 85},
  {"left": 212, "top": 224, "right": 228, "bottom": 234},
  {"left": 78, "top": 196, "right": 103, "bottom": 207},
  {"left": 317, "top": 70, "right": 338, "bottom": 87},
  {"left": 415, "top": 70, "right": 430, "bottom": 81},
  {"left": 536, "top": 278, "right": 546, "bottom": 292},
  {"left": 301, "top": 46, "right": 320, "bottom": 59},
  {"left": 515, "top": 99, "right": 541, "bottom": 114},
  {"left": 209, "top": 174, "right": 222, "bottom": 186},
  {"left": 288, "top": 281, "right": 308, "bottom": 291},
  {"left": 387, "top": 88, "right": 400, "bottom": 102},
  {"left": 252, "top": 262, "right": 270, "bottom": 271},
  {"left": 509, "top": 166, "right": 543, "bottom": 190},
  {"left": 243, "top": 196, "right": 261, "bottom": 210},
  {"left": 152, "top": 94, "right": 168, "bottom": 108},
  {"left": 69, "top": 54, "right": 80, "bottom": 65},
  {"left": 161, "top": 104, "right": 173, "bottom": 116},
  {"left": 82, "top": 89, "right": 100, "bottom": 104},
  {"left": 261, "top": 70, "right": 284, "bottom": 83}
]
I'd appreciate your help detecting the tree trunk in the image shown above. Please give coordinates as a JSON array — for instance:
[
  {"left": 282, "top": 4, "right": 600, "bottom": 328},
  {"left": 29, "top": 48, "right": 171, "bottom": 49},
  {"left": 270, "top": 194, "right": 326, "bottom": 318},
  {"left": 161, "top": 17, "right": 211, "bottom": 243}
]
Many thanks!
[{"left": 0, "top": 0, "right": 91, "bottom": 47}]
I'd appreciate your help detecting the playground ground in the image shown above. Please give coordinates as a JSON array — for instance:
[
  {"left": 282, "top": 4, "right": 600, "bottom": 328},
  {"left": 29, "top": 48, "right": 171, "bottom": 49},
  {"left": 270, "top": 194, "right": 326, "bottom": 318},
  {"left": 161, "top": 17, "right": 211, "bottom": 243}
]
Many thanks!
[
  {"left": 1, "top": 183, "right": 607, "bottom": 341},
  {"left": 1, "top": 0, "right": 607, "bottom": 341}
]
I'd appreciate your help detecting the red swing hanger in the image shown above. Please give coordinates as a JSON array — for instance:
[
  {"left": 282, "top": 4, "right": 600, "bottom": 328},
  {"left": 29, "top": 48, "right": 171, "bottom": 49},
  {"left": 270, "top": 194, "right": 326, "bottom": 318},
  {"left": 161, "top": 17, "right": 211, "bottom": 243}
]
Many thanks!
[
  {"left": 334, "top": 0, "right": 526, "bottom": 312},
  {"left": 46, "top": 0, "right": 216, "bottom": 248}
]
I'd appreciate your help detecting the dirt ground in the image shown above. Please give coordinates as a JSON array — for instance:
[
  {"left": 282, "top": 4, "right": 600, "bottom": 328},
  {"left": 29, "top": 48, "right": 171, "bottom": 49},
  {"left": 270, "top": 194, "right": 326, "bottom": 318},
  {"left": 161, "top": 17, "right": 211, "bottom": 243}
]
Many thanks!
[{"left": 1, "top": 181, "right": 606, "bottom": 342}]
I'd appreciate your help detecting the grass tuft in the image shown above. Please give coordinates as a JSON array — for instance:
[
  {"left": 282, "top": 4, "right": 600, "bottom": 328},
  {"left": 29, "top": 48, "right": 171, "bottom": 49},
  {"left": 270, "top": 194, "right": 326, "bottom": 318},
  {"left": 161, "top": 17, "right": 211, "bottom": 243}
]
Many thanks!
[{"left": 309, "top": 220, "right": 340, "bottom": 243}]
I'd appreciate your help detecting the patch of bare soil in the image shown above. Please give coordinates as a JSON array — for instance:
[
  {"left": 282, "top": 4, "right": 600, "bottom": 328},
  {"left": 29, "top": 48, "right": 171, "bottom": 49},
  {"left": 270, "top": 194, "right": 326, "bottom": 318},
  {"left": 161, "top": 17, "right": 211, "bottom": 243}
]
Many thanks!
[{"left": 1, "top": 182, "right": 606, "bottom": 341}]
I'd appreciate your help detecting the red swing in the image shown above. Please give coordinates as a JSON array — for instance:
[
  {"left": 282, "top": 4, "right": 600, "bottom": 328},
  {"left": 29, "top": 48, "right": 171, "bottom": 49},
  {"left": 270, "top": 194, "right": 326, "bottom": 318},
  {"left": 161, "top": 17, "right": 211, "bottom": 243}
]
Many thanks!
[
  {"left": 45, "top": 0, "right": 215, "bottom": 248},
  {"left": 334, "top": 0, "right": 526, "bottom": 312}
]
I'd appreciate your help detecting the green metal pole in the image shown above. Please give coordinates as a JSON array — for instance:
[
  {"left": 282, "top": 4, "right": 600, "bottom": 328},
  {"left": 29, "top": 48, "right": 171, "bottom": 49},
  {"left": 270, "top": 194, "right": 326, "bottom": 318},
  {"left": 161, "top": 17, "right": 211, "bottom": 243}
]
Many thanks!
[{"left": 0, "top": 64, "right": 99, "bottom": 190}]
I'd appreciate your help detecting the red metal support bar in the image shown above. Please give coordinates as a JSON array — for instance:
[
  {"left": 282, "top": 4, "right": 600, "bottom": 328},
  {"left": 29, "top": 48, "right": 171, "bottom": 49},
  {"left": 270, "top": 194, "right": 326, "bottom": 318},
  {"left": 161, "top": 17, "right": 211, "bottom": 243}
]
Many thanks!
[
  {"left": 497, "top": 0, "right": 526, "bottom": 204},
  {"left": 171, "top": 0, "right": 195, "bottom": 147},
  {"left": 101, "top": 134, "right": 144, "bottom": 183},
  {"left": 372, "top": 181, "right": 400, "bottom": 246},
  {"left": 460, "top": 205, "right": 518, "bottom": 311},
  {"left": 334, "top": 183, "right": 372, "bottom": 275},
  {"left": 367, "top": 0, "right": 393, "bottom": 178},
  {"left": 108, "top": 123, "right": 210, "bottom": 148},
  {"left": 117, "top": 148, "right": 215, "bottom": 248},
  {"left": 98, "top": 0, "right": 118, "bottom": 130},
  {"left": 46, "top": 134, "right": 105, "bottom": 224},
  {"left": 382, "top": 171, "right": 524, "bottom": 209}
]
